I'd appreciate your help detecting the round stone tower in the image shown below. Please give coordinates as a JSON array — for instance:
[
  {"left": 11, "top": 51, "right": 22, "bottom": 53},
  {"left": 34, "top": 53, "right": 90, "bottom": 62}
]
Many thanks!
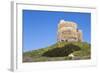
[{"left": 57, "top": 20, "right": 82, "bottom": 42}]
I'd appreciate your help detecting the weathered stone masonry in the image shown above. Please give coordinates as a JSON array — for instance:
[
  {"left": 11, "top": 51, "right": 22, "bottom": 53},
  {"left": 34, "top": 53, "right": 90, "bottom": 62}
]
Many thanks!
[{"left": 57, "top": 20, "right": 82, "bottom": 42}]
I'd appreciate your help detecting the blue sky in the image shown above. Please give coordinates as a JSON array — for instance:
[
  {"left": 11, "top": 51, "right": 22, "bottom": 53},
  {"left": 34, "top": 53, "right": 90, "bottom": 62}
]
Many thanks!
[{"left": 23, "top": 10, "right": 91, "bottom": 52}]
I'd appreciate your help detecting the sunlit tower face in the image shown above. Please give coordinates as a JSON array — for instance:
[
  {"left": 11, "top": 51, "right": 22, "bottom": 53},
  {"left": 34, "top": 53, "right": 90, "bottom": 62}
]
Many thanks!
[{"left": 57, "top": 20, "right": 82, "bottom": 42}]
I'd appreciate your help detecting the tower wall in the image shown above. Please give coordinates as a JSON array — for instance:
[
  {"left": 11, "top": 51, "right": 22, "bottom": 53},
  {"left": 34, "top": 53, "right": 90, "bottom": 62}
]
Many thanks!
[{"left": 57, "top": 20, "right": 83, "bottom": 42}]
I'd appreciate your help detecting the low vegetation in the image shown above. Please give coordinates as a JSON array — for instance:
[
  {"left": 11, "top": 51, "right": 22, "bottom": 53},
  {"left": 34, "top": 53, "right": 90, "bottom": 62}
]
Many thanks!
[{"left": 23, "top": 42, "right": 91, "bottom": 62}]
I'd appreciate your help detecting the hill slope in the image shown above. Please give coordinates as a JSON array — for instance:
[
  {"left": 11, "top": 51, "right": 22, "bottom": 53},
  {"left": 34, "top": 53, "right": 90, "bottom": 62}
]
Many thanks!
[{"left": 23, "top": 42, "right": 91, "bottom": 62}]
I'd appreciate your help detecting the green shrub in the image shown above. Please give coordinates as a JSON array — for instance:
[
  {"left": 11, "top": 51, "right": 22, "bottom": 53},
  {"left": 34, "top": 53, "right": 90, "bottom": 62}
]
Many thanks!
[{"left": 42, "top": 44, "right": 81, "bottom": 57}]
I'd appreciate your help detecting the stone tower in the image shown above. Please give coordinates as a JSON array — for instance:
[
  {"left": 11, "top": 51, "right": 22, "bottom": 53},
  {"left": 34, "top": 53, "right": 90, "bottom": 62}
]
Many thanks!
[{"left": 57, "top": 20, "right": 82, "bottom": 42}]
